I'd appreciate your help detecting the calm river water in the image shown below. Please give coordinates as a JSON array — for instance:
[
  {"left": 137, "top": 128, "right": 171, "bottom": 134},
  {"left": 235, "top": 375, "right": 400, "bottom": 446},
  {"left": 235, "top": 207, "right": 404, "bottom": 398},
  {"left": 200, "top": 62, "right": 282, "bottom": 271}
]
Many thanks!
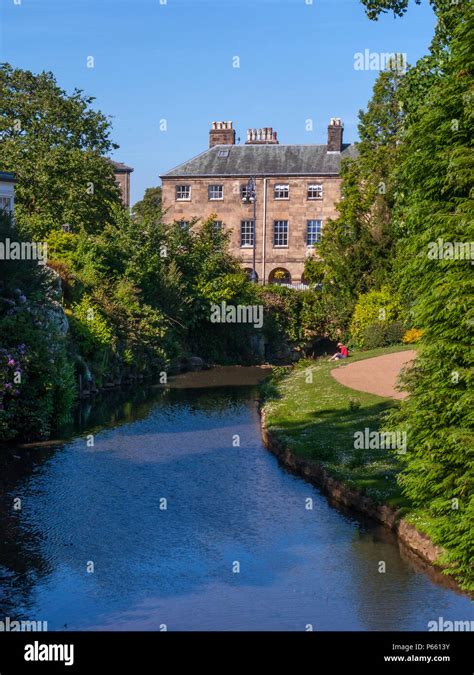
[{"left": 0, "top": 368, "right": 472, "bottom": 631}]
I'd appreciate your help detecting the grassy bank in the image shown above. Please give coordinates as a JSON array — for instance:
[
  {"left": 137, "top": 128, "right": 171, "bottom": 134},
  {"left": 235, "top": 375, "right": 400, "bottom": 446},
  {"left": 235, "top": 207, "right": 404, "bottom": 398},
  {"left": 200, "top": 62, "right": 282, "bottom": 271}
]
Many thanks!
[
  {"left": 262, "top": 346, "right": 415, "bottom": 508},
  {"left": 262, "top": 345, "right": 474, "bottom": 591}
]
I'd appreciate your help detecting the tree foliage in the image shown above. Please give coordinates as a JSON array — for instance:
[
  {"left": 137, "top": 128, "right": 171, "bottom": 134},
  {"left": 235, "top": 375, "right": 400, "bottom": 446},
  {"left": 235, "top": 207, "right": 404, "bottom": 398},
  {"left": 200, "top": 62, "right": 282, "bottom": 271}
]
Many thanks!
[
  {"left": 0, "top": 64, "right": 122, "bottom": 238},
  {"left": 384, "top": 4, "right": 474, "bottom": 588}
]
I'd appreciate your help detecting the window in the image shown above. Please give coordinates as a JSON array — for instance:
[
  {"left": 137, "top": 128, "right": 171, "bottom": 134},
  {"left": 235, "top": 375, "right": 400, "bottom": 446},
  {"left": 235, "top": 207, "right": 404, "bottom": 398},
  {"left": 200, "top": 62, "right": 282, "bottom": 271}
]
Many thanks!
[
  {"left": 241, "top": 184, "right": 250, "bottom": 201},
  {"left": 273, "top": 220, "right": 288, "bottom": 247},
  {"left": 274, "top": 184, "right": 289, "bottom": 200},
  {"left": 217, "top": 149, "right": 230, "bottom": 158},
  {"left": 308, "top": 184, "right": 323, "bottom": 200},
  {"left": 178, "top": 220, "right": 190, "bottom": 229},
  {"left": 213, "top": 220, "right": 223, "bottom": 230},
  {"left": 176, "top": 185, "right": 191, "bottom": 201},
  {"left": 0, "top": 196, "right": 13, "bottom": 213},
  {"left": 208, "top": 184, "right": 224, "bottom": 200},
  {"left": 240, "top": 220, "right": 255, "bottom": 247},
  {"left": 307, "top": 220, "right": 322, "bottom": 245}
]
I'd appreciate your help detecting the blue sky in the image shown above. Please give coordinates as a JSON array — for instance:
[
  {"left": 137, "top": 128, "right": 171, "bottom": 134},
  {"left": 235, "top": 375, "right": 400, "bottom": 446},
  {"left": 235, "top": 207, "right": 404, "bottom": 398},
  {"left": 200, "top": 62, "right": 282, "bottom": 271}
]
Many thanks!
[{"left": 0, "top": 0, "right": 436, "bottom": 205}]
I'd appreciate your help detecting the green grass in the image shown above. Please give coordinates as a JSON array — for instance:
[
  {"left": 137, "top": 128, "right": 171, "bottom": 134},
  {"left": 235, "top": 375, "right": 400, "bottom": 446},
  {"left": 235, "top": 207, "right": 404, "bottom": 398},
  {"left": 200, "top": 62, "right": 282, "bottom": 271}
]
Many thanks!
[
  {"left": 263, "top": 345, "right": 415, "bottom": 507},
  {"left": 263, "top": 345, "right": 474, "bottom": 591}
]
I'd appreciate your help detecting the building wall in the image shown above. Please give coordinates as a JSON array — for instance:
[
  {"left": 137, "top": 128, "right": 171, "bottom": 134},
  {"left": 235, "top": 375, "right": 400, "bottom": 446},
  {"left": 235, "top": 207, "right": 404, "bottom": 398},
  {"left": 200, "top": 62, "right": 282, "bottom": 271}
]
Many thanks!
[
  {"left": 162, "top": 175, "right": 342, "bottom": 283},
  {"left": 0, "top": 179, "right": 15, "bottom": 215},
  {"left": 114, "top": 172, "right": 131, "bottom": 208}
]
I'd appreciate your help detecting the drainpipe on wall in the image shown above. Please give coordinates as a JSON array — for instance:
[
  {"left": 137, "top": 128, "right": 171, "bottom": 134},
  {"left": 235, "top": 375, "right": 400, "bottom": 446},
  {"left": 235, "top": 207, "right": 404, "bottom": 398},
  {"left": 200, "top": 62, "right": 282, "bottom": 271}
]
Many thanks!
[{"left": 262, "top": 177, "right": 268, "bottom": 284}]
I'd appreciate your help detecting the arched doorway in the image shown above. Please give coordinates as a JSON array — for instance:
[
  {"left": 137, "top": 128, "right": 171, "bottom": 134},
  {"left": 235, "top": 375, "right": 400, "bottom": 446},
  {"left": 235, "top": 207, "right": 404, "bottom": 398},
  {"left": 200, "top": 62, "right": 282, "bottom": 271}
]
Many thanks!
[
  {"left": 268, "top": 268, "right": 291, "bottom": 285},
  {"left": 244, "top": 268, "right": 258, "bottom": 282}
]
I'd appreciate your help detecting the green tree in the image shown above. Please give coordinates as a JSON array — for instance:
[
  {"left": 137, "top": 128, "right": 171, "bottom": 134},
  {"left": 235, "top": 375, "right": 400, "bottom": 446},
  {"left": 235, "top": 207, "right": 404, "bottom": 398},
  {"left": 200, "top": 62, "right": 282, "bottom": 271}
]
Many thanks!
[
  {"left": 132, "top": 186, "right": 162, "bottom": 222},
  {"left": 0, "top": 64, "right": 122, "bottom": 238},
  {"left": 385, "top": 5, "right": 474, "bottom": 588},
  {"left": 314, "top": 64, "right": 404, "bottom": 311}
]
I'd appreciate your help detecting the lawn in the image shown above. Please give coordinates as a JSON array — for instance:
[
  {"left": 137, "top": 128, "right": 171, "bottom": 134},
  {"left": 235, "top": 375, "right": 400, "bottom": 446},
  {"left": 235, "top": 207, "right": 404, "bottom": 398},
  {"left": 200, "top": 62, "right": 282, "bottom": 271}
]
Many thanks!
[{"left": 262, "top": 345, "right": 415, "bottom": 507}]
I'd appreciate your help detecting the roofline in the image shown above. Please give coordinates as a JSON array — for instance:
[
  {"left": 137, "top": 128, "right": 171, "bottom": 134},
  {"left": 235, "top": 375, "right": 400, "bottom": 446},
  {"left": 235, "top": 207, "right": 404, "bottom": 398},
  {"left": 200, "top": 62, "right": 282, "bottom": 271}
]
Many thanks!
[
  {"left": 161, "top": 145, "right": 217, "bottom": 177},
  {"left": 160, "top": 142, "right": 357, "bottom": 179},
  {"left": 108, "top": 159, "right": 134, "bottom": 173},
  {"left": 0, "top": 171, "right": 16, "bottom": 183},
  {"left": 160, "top": 172, "right": 344, "bottom": 179}
]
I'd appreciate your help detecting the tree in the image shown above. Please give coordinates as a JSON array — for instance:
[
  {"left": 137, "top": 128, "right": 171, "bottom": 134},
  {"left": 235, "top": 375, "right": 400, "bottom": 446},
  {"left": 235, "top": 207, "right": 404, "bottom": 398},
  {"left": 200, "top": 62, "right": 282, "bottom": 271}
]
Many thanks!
[
  {"left": 0, "top": 64, "right": 122, "bottom": 238},
  {"left": 132, "top": 186, "right": 162, "bottom": 223},
  {"left": 360, "top": 0, "right": 421, "bottom": 20},
  {"left": 0, "top": 212, "right": 75, "bottom": 440},
  {"left": 385, "top": 4, "right": 474, "bottom": 588},
  {"left": 315, "top": 64, "right": 404, "bottom": 309}
]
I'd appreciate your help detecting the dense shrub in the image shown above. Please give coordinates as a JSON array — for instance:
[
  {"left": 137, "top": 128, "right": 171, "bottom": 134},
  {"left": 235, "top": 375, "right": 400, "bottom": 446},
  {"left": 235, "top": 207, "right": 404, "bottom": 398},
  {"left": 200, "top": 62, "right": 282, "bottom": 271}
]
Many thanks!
[
  {"left": 402, "top": 328, "right": 424, "bottom": 344},
  {"left": 350, "top": 286, "right": 403, "bottom": 346},
  {"left": 0, "top": 214, "right": 75, "bottom": 440}
]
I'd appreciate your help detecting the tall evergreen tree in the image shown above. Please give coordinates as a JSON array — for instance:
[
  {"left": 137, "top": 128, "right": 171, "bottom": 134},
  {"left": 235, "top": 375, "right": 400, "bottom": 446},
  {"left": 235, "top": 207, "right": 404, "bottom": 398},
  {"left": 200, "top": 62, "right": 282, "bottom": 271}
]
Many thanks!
[
  {"left": 386, "top": 3, "right": 474, "bottom": 587},
  {"left": 307, "top": 64, "right": 404, "bottom": 307}
]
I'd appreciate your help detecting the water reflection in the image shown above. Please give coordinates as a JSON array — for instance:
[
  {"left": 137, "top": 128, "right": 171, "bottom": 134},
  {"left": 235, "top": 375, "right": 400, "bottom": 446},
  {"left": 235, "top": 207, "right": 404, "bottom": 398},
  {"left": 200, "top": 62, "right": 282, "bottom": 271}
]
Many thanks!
[{"left": 0, "top": 371, "right": 472, "bottom": 631}]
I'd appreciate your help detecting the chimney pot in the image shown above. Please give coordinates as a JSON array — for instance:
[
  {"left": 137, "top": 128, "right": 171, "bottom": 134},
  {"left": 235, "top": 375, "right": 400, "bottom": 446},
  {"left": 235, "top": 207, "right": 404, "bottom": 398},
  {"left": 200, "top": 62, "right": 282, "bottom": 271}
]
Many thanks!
[{"left": 244, "top": 126, "right": 280, "bottom": 144}]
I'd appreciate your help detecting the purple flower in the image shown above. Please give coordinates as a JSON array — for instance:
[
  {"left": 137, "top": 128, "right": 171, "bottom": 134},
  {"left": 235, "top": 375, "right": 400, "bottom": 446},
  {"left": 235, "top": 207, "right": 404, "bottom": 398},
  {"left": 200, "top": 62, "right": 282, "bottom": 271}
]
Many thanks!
[
  {"left": 4, "top": 382, "right": 12, "bottom": 389},
  {"left": 7, "top": 359, "right": 15, "bottom": 367}
]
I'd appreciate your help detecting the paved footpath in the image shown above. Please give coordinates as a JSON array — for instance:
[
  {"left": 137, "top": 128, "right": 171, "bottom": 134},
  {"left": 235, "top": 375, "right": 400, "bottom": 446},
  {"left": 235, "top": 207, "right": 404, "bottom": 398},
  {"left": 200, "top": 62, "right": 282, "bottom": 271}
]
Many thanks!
[{"left": 331, "top": 350, "right": 417, "bottom": 400}]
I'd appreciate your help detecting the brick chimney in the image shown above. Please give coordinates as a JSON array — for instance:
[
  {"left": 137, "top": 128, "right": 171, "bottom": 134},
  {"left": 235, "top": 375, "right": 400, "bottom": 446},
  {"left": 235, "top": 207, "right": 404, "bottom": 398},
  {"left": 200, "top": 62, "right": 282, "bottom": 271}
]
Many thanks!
[
  {"left": 209, "top": 121, "right": 236, "bottom": 147},
  {"left": 245, "top": 127, "right": 279, "bottom": 145},
  {"left": 327, "top": 118, "right": 344, "bottom": 152}
]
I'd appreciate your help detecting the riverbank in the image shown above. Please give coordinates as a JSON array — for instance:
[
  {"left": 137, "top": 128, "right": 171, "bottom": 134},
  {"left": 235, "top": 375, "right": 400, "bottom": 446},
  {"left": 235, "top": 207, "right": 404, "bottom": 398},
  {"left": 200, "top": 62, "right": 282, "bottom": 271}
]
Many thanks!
[{"left": 260, "top": 346, "right": 472, "bottom": 594}]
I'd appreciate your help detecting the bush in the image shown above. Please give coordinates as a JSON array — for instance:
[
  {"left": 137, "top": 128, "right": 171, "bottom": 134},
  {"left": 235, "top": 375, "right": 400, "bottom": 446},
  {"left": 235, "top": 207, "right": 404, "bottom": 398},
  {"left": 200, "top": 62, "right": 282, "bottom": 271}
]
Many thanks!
[
  {"left": 361, "top": 323, "right": 389, "bottom": 348},
  {"left": 385, "top": 321, "right": 406, "bottom": 344},
  {"left": 361, "top": 320, "right": 406, "bottom": 349},
  {"left": 350, "top": 286, "right": 403, "bottom": 346},
  {"left": 403, "top": 328, "right": 424, "bottom": 344}
]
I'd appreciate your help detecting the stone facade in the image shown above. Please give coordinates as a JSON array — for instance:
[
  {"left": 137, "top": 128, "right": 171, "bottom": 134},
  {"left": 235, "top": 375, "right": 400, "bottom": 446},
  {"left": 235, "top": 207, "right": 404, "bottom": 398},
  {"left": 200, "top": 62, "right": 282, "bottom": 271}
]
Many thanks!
[
  {"left": 0, "top": 172, "right": 15, "bottom": 217},
  {"left": 161, "top": 120, "right": 355, "bottom": 285},
  {"left": 109, "top": 161, "right": 133, "bottom": 209},
  {"left": 161, "top": 175, "right": 343, "bottom": 284}
]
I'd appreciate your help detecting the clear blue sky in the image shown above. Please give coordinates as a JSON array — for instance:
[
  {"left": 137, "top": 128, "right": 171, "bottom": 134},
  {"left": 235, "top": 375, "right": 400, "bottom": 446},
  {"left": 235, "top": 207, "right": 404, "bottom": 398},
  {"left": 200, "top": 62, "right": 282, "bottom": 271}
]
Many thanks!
[{"left": 0, "top": 0, "right": 436, "bottom": 205}]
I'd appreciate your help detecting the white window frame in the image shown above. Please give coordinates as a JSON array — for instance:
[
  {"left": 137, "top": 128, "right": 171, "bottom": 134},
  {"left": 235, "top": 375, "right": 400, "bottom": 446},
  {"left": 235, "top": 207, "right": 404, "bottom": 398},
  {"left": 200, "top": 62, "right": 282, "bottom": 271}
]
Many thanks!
[
  {"left": 240, "top": 220, "right": 255, "bottom": 248},
  {"left": 308, "top": 184, "right": 323, "bottom": 200},
  {"left": 208, "top": 184, "right": 224, "bottom": 201},
  {"left": 274, "top": 184, "right": 289, "bottom": 200},
  {"left": 307, "top": 220, "right": 323, "bottom": 246},
  {"left": 0, "top": 196, "right": 13, "bottom": 214},
  {"left": 176, "top": 185, "right": 191, "bottom": 201},
  {"left": 273, "top": 220, "right": 288, "bottom": 247}
]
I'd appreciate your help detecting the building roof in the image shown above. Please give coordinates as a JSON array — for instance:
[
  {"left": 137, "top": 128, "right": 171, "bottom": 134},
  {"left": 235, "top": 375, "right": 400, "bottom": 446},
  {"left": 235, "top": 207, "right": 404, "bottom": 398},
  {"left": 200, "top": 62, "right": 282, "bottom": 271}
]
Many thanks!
[
  {"left": 0, "top": 171, "right": 16, "bottom": 183},
  {"left": 109, "top": 160, "right": 134, "bottom": 173},
  {"left": 161, "top": 143, "right": 358, "bottom": 179}
]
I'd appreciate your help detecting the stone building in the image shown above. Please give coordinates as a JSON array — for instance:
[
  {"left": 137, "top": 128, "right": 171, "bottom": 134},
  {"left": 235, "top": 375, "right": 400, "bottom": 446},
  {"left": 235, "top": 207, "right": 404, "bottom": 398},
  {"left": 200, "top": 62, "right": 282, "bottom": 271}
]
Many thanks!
[
  {"left": 0, "top": 171, "right": 15, "bottom": 218},
  {"left": 110, "top": 160, "right": 134, "bottom": 209},
  {"left": 161, "top": 120, "right": 356, "bottom": 285}
]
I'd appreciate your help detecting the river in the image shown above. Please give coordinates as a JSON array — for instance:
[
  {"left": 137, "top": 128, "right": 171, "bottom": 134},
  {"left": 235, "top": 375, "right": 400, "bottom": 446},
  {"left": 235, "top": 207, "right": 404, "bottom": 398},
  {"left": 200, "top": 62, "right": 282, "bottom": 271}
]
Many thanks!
[{"left": 0, "top": 367, "right": 472, "bottom": 631}]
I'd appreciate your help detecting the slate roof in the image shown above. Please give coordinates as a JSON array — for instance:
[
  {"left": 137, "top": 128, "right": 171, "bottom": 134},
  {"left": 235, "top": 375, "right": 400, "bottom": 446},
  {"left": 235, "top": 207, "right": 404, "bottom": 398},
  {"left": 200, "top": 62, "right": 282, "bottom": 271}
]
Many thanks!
[
  {"left": 0, "top": 171, "right": 16, "bottom": 182},
  {"left": 161, "top": 143, "right": 357, "bottom": 178},
  {"left": 109, "top": 160, "right": 134, "bottom": 173}
]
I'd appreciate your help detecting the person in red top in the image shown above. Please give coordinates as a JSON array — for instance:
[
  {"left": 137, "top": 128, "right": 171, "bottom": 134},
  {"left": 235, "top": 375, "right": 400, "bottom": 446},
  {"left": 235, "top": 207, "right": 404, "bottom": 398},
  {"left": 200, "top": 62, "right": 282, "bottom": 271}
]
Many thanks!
[{"left": 328, "top": 342, "right": 349, "bottom": 361}]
